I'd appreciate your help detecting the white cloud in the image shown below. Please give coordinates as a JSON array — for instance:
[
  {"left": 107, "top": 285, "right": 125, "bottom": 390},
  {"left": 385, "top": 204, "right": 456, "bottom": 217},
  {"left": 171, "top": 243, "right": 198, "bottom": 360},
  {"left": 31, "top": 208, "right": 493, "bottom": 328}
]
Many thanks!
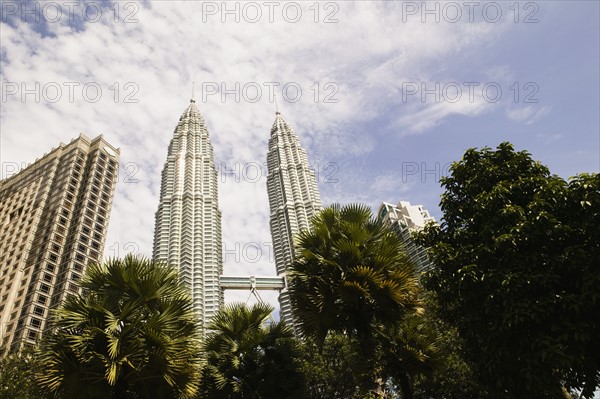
[
  {"left": 506, "top": 105, "right": 551, "bottom": 125},
  {"left": 0, "top": 1, "right": 511, "bottom": 311},
  {"left": 370, "top": 173, "right": 412, "bottom": 196},
  {"left": 393, "top": 94, "right": 492, "bottom": 134},
  {"left": 536, "top": 132, "right": 563, "bottom": 145}
]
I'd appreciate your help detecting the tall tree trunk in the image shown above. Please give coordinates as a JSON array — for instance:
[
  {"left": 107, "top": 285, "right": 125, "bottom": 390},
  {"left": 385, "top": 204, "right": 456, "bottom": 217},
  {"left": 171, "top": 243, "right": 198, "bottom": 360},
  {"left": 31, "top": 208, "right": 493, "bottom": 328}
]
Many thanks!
[{"left": 398, "top": 372, "right": 413, "bottom": 399}]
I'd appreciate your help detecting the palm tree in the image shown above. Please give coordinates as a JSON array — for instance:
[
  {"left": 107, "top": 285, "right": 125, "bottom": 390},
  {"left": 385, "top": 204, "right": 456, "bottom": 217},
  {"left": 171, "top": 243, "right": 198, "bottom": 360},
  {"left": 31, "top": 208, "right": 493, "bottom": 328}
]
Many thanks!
[
  {"left": 198, "top": 302, "right": 305, "bottom": 399},
  {"left": 289, "top": 203, "right": 420, "bottom": 343},
  {"left": 38, "top": 255, "right": 201, "bottom": 399},
  {"left": 288, "top": 203, "right": 431, "bottom": 398},
  {"left": 378, "top": 314, "right": 440, "bottom": 399}
]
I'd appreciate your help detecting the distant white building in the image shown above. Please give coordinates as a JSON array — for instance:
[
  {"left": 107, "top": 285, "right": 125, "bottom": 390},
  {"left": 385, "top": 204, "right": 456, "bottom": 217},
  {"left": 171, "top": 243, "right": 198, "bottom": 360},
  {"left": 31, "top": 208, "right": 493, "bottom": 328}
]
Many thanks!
[
  {"left": 153, "top": 100, "right": 222, "bottom": 332},
  {"left": 377, "top": 201, "right": 435, "bottom": 273},
  {"left": 266, "top": 112, "right": 322, "bottom": 327}
]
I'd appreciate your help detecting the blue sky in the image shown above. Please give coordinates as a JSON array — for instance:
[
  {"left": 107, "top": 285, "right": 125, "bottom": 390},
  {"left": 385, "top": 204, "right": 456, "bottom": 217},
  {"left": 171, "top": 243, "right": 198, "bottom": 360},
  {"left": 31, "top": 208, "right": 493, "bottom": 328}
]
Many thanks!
[{"left": 1, "top": 1, "right": 599, "bottom": 310}]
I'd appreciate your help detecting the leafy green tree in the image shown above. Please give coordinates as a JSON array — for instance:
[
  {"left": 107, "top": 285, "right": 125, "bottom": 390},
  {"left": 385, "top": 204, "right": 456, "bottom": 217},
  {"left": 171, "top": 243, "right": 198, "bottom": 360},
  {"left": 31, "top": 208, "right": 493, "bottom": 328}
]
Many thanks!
[
  {"left": 198, "top": 302, "right": 305, "bottom": 399},
  {"left": 299, "top": 333, "right": 375, "bottom": 399},
  {"left": 289, "top": 203, "right": 432, "bottom": 398},
  {"left": 38, "top": 255, "right": 202, "bottom": 399},
  {"left": 411, "top": 294, "right": 488, "bottom": 399},
  {"left": 300, "top": 327, "right": 440, "bottom": 399},
  {"left": 0, "top": 345, "right": 45, "bottom": 399},
  {"left": 418, "top": 143, "right": 600, "bottom": 398}
]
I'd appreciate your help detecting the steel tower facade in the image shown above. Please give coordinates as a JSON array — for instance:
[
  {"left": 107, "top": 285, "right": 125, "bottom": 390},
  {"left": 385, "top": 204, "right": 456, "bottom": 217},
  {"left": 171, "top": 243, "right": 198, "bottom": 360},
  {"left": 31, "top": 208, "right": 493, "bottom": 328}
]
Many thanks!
[
  {"left": 266, "top": 112, "right": 322, "bottom": 327},
  {"left": 153, "top": 100, "right": 223, "bottom": 331}
]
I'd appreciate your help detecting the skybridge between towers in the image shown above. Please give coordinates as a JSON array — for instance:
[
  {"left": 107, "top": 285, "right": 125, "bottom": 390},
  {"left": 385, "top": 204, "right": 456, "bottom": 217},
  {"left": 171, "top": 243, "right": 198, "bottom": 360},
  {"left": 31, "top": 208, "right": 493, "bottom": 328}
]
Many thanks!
[
  {"left": 219, "top": 275, "right": 286, "bottom": 308},
  {"left": 219, "top": 275, "right": 286, "bottom": 291}
]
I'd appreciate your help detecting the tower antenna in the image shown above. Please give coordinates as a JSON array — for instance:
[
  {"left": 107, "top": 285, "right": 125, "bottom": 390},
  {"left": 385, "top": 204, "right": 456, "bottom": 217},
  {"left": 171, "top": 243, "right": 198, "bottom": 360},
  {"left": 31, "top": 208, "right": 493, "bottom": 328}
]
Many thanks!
[
  {"left": 191, "top": 82, "right": 195, "bottom": 103},
  {"left": 274, "top": 93, "right": 280, "bottom": 115}
]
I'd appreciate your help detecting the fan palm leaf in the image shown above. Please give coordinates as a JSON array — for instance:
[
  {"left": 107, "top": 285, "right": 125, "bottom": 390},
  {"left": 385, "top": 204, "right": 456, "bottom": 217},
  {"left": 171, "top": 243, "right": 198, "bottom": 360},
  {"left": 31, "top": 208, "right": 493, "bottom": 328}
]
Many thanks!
[
  {"left": 37, "top": 255, "right": 201, "bottom": 399},
  {"left": 199, "top": 302, "right": 305, "bottom": 399}
]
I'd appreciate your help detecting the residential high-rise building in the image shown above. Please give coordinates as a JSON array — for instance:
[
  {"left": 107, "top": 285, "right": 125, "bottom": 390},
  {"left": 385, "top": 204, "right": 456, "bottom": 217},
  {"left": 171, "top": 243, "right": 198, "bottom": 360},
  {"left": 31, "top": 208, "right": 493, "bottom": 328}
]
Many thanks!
[
  {"left": 378, "top": 201, "right": 435, "bottom": 273},
  {"left": 0, "top": 134, "right": 119, "bottom": 354},
  {"left": 266, "top": 111, "right": 322, "bottom": 327},
  {"left": 153, "top": 99, "right": 222, "bottom": 331}
]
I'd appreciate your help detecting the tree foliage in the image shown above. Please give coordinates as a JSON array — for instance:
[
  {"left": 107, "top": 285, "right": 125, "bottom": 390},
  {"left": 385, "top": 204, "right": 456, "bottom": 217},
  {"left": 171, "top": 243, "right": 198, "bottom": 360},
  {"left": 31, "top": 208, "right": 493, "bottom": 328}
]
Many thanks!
[
  {"left": 38, "top": 255, "right": 202, "bottom": 399},
  {"left": 0, "top": 345, "right": 45, "bottom": 399},
  {"left": 411, "top": 293, "right": 489, "bottom": 399},
  {"left": 418, "top": 142, "right": 600, "bottom": 398},
  {"left": 289, "top": 203, "right": 434, "bottom": 398},
  {"left": 299, "top": 333, "right": 376, "bottom": 399},
  {"left": 289, "top": 203, "right": 421, "bottom": 345},
  {"left": 198, "top": 302, "right": 305, "bottom": 399}
]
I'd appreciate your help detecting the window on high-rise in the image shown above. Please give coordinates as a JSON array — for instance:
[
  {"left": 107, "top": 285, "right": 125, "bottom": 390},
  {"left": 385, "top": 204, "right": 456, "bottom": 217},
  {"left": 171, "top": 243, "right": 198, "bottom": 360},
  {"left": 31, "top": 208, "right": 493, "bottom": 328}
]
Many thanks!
[{"left": 30, "top": 318, "right": 42, "bottom": 328}]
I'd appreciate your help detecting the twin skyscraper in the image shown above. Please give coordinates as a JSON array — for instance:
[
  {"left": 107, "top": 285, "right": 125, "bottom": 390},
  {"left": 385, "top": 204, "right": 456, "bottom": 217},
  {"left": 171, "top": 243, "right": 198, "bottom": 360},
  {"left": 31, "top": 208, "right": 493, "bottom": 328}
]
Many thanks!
[
  {"left": 0, "top": 96, "right": 432, "bottom": 351},
  {"left": 152, "top": 98, "right": 322, "bottom": 331}
]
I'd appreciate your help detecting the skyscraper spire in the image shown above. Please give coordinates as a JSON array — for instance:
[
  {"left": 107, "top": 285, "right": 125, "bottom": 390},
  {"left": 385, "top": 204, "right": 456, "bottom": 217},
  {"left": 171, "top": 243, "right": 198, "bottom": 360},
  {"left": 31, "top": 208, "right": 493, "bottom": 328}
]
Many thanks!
[
  {"left": 153, "top": 100, "right": 222, "bottom": 332},
  {"left": 191, "top": 81, "right": 195, "bottom": 103},
  {"left": 266, "top": 111, "right": 322, "bottom": 329}
]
